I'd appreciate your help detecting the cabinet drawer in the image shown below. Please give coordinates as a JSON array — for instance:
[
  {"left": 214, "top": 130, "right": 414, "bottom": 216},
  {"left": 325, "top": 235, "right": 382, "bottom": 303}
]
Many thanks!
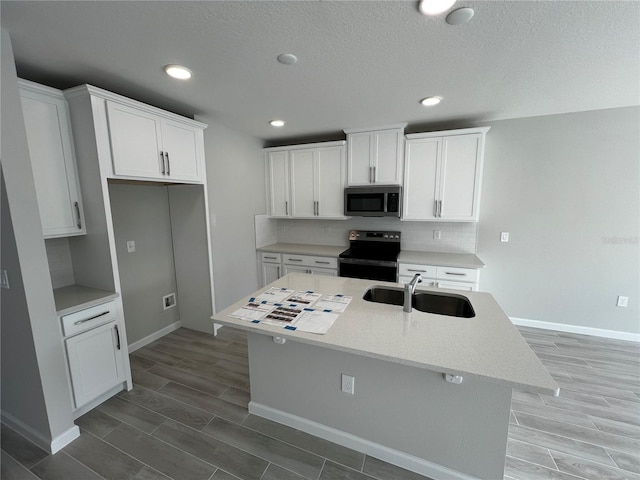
[
  {"left": 260, "top": 252, "right": 282, "bottom": 264},
  {"left": 309, "top": 256, "right": 337, "bottom": 269},
  {"left": 62, "top": 301, "right": 117, "bottom": 337},
  {"left": 435, "top": 266, "right": 479, "bottom": 283},
  {"left": 398, "top": 263, "right": 437, "bottom": 278},
  {"left": 282, "top": 254, "right": 310, "bottom": 266}
]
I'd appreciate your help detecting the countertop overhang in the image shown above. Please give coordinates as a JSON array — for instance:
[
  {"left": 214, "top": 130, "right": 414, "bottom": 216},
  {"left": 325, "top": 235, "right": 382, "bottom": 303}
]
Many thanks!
[{"left": 212, "top": 273, "right": 559, "bottom": 396}]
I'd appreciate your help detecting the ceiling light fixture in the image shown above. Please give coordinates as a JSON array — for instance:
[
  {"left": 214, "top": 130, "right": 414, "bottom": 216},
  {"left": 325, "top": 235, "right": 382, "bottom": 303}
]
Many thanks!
[
  {"left": 277, "top": 53, "right": 298, "bottom": 65},
  {"left": 164, "top": 64, "right": 192, "bottom": 80},
  {"left": 418, "top": 0, "right": 457, "bottom": 16},
  {"left": 446, "top": 7, "right": 474, "bottom": 25},
  {"left": 420, "top": 96, "right": 442, "bottom": 106},
  {"left": 270, "top": 120, "right": 285, "bottom": 127}
]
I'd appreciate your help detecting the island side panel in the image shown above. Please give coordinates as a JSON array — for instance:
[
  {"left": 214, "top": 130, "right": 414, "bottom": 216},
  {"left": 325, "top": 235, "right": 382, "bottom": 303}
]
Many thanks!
[{"left": 247, "top": 332, "right": 511, "bottom": 479}]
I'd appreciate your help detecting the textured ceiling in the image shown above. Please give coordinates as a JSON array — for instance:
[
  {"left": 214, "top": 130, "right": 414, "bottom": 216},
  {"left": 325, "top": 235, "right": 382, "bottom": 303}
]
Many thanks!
[{"left": 2, "top": 1, "right": 639, "bottom": 143}]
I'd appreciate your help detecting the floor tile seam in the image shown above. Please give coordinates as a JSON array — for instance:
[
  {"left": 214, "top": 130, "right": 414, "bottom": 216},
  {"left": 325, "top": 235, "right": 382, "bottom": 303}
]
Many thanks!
[
  {"left": 320, "top": 459, "right": 379, "bottom": 480},
  {"left": 504, "top": 454, "right": 587, "bottom": 480},
  {"left": 511, "top": 401, "right": 597, "bottom": 429},
  {"left": 540, "top": 395, "right": 640, "bottom": 428},
  {"left": 536, "top": 346, "right": 640, "bottom": 365},
  {"left": 203, "top": 415, "right": 327, "bottom": 478},
  {"left": 146, "top": 365, "right": 233, "bottom": 398},
  {"left": 101, "top": 393, "right": 180, "bottom": 432},
  {"left": 548, "top": 446, "right": 636, "bottom": 477},
  {"left": 602, "top": 444, "right": 640, "bottom": 474},
  {"left": 1, "top": 447, "right": 45, "bottom": 474},
  {"left": 42, "top": 449, "right": 111, "bottom": 480},
  {"left": 602, "top": 395, "right": 640, "bottom": 411},
  {"left": 150, "top": 380, "right": 244, "bottom": 419},
  {"left": 66, "top": 427, "right": 148, "bottom": 480},
  {"left": 511, "top": 408, "right": 640, "bottom": 452},
  {"left": 158, "top": 361, "right": 245, "bottom": 392},
  {"left": 555, "top": 380, "right": 640, "bottom": 403},
  {"left": 509, "top": 422, "right": 621, "bottom": 467},
  {"left": 238, "top": 416, "right": 365, "bottom": 473},
  {"left": 586, "top": 415, "right": 640, "bottom": 440}
]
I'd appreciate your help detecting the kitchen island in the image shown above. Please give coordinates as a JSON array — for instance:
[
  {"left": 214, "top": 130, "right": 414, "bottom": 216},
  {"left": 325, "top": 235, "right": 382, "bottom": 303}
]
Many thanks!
[{"left": 211, "top": 273, "right": 558, "bottom": 479}]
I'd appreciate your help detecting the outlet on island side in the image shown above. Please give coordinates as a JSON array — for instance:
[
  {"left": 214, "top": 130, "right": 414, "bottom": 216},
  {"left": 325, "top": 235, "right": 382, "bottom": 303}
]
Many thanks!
[
  {"left": 163, "top": 293, "right": 176, "bottom": 310},
  {"left": 616, "top": 296, "right": 629, "bottom": 308},
  {"left": 341, "top": 374, "right": 355, "bottom": 394}
]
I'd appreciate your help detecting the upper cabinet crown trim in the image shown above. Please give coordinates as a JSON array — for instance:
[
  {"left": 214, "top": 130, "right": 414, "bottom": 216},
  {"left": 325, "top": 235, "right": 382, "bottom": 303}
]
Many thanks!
[
  {"left": 405, "top": 126, "right": 490, "bottom": 140},
  {"left": 263, "top": 140, "right": 346, "bottom": 152},
  {"left": 344, "top": 123, "right": 408, "bottom": 134},
  {"left": 63, "top": 84, "right": 207, "bottom": 130}
]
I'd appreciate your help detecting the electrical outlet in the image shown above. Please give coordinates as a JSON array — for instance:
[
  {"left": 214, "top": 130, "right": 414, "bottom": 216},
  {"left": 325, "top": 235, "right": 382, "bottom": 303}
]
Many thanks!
[
  {"left": 341, "top": 374, "right": 354, "bottom": 394},
  {"left": 617, "top": 296, "right": 629, "bottom": 308},
  {"left": 500, "top": 232, "right": 510, "bottom": 243},
  {"left": 127, "top": 240, "right": 136, "bottom": 253},
  {"left": 433, "top": 230, "right": 441, "bottom": 240},
  {"left": 163, "top": 293, "right": 176, "bottom": 310}
]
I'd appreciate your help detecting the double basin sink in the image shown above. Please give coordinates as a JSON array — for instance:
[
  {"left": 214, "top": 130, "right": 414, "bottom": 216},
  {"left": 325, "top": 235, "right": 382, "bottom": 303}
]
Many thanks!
[{"left": 363, "top": 286, "right": 475, "bottom": 318}]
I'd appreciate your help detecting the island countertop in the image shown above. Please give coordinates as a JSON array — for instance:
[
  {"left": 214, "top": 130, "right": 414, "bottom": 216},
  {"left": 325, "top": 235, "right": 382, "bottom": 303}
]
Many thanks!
[{"left": 212, "top": 273, "right": 559, "bottom": 396}]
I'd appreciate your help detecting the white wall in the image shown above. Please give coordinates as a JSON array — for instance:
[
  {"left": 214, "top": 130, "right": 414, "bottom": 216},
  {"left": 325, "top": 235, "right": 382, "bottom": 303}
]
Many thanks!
[
  {"left": 198, "top": 117, "right": 265, "bottom": 310},
  {"left": 477, "top": 107, "right": 639, "bottom": 336}
]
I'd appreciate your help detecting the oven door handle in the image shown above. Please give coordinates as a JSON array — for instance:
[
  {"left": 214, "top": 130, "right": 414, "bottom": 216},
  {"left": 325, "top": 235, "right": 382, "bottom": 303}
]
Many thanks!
[{"left": 338, "top": 257, "right": 398, "bottom": 268}]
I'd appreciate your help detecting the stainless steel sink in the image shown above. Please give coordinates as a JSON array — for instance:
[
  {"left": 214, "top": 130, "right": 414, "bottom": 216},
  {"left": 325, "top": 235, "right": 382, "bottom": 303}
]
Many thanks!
[{"left": 363, "top": 286, "right": 475, "bottom": 318}]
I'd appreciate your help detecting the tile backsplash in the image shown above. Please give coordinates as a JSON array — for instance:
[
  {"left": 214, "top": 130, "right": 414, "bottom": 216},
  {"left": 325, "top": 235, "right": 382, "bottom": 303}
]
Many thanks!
[{"left": 261, "top": 218, "right": 477, "bottom": 254}]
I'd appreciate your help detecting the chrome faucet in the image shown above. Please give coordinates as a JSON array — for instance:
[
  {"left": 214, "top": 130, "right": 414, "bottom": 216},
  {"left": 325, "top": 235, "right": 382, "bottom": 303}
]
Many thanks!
[{"left": 403, "top": 273, "right": 422, "bottom": 312}]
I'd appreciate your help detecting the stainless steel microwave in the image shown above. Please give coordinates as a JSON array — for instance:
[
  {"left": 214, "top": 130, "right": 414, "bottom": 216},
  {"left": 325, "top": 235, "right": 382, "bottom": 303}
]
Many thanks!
[{"left": 344, "top": 186, "right": 402, "bottom": 217}]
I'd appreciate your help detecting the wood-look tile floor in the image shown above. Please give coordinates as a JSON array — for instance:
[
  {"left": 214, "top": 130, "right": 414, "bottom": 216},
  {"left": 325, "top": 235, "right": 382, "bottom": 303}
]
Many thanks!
[{"left": 1, "top": 325, "right": 638, "bottom": 480}]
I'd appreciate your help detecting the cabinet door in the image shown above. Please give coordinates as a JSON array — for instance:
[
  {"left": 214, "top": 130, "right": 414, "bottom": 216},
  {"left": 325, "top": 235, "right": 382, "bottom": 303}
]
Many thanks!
[
  {"left": 436, "top": 280, "right": 476, "bottom": 291},
  {"left": 65, "top": 321, "right": 125, "bottom": 408},
  {"left": 290, "top": 149, "right": 316, "bottom": 217},
  {"left": 374, "top": 129, "right": 403, "bottom": 184},
  {"left": 19, "top": 83, "right": 85, "bottom": 237},
  {"left": 160, "top": 119, "right": 201, "bottom": 182},
  {"left": 316, "top": 146, "right": 345, "bottom": 218},
  {"left": 283, "top": 264, "right": 310, "bottom": 275},
  {"left": 266, "top": 151, "right": 290, "bottom": 217},
  {"left": 261, "top": 262, "right": 281, "bottom": 286},
  {"left": 439, "top": 134, "right": 482, "bottom": 220},
  {"left": 106, "top": 101, "right": 164, "bottom": 179},
  {"left": 347, "top": 132, "right": 373, "bottom": 185},
  {"left": 402, "top": 138, "right": 441, "bottom": 220},
  {"left": 309, "top": 267, "right": 337, "bottom": 276}
]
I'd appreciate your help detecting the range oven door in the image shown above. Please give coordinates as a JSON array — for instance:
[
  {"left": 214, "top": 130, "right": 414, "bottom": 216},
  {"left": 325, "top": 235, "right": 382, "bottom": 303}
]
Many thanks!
[{"left": 338, "top": 258, "right": 398, "bottom": 282}]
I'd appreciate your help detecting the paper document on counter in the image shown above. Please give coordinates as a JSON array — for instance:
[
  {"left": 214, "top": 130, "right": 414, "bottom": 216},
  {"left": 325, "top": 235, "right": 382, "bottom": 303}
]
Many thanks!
[
  {"left": 254, "top": 287, "right": 295, "bottom": 303},
  {"left": 313, "top": 294, "right": 352, "bottom": 312},
  {"left": 293, "top": 310, "right": 339, "bottom": 334}
]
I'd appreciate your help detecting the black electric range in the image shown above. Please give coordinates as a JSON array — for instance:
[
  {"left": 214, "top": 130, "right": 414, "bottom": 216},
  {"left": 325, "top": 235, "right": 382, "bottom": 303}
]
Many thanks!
[{"left": 338, "top": 230, "right": 400, "bottom": 282}]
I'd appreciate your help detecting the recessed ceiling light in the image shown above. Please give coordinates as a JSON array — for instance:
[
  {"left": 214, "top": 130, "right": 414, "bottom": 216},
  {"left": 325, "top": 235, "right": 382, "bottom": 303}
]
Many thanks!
[
  {"left": 418, "top": 0, "right": 457, "bottom": 16},
  {"left": 446, "top": 7, "right": 474, "bottom": 25},
  {"left": 420, "top": 96, "right": 442, "bottom": 106},
  {"left": 270, "top": 120, "right": 285, "bottom": 127},
  {"left": 277, "top": 53, "right": 298, "bottom": 65},
  {"left": 164, "top": 64, "right": 192, "bottom": 80}
]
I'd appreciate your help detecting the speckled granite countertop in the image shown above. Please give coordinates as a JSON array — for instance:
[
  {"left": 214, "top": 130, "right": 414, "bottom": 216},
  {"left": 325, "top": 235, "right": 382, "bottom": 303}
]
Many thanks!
[
  {"left": 53, "top": 285, "right": 119, "bottom": 316},
  {"left": 212, "top": 273, "right": 558, "bottom": 395}
]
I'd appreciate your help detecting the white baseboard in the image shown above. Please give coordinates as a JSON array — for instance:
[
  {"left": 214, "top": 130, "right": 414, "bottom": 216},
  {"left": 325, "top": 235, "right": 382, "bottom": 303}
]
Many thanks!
[
  {"left": 127, "top": 320, "right": 182, "bottom": 353},
  {"left": 249, "top": 402, "right": 477, "bottom": 480},
  {"left": 1, "top": 410, "right": 80, "bottom": 454},
  {"left": 510, "top": 317, "right": 640, "bottom": 343}
]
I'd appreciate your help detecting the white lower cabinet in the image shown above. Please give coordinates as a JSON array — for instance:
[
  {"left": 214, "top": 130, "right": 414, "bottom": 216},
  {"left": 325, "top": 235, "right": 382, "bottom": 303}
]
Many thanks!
[
  {"left": 399, "top": 263, "right": 480, "bottom": 291},
  {"left": 259, "top": 252, "right": 338, "bottom": 286},
  {"left": 61, "top": 301, "right": 126, "bottom": 409}
]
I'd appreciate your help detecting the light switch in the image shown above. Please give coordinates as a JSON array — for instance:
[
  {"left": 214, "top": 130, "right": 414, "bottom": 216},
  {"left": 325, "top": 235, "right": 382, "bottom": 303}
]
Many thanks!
[{"left": 127, "top": 240, "right": 136, "bottom": 253}]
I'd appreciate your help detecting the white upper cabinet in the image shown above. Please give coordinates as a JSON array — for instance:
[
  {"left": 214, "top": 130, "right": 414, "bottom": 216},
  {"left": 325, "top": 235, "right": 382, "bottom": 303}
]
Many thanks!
[
  {"left": 345, "top": 125, "right": 406, "bottom": 185},
  {"left": 106, "top": 100, "right": 204, "bottom": 183},
  {"left": 265, "top": 141, "right": 346, "bottom": 219},
  {"left": 18, "top": 79, "right": 86, "bottom": 238},
  {"left": 403, "top": 127, "right": 490, "bottom": 222}
]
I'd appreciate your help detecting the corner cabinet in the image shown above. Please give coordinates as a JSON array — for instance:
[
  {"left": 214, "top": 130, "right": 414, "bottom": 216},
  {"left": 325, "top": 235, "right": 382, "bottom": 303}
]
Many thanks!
[
  {"left": 65, "top": 85, "right": 206, "bottom": 184},
  {"left": 265, "top": 141, "right": 347, "bottom": 219},
  {"left": 402, "top": 127, "right": 490, "bottom": 222},
  {"left": 345, "top": 124, "right": 406, "bottom": 186},
  {"left": 18, "top": 79, "right": 86, "bottom": 238}
]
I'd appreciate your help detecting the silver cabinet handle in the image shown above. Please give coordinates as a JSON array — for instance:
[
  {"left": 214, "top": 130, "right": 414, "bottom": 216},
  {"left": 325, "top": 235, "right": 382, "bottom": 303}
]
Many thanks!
[
  {"left": 373, "top": 166, "right": 376, "bottom": 183},
  {"left": 407, "top": 268, "right": 427, "bottom": 273},
  {"left": 285, "top": 201, "right": 288, "bottom": 215},
  {"left": 443, "top": 272, "right": 466, "bottom": 276},
  {"left": 74, "top": 201, "right": 82, "bottom": 229},
  {"left": 439, "top": 200, "right": 443, "bottom": 217},
  {"left": 165, "top": 152, "right": 170, "bottom": 175},
  {"left": 74, "top": 311, "right": 109, "bottom": 325},
  {"left": 433, "top": 200, "right": 438, "bottom": 217},
  {"left": 264, "top": 256, "right": 278, "bottom": 260},
  {"left": 115, "top": 324, "right": 121, "bottom": 350},
  {"left": 369, "top": 166, "right": 373, "bottom": 183},
  {"left": 315, "top": 261, "right": 330, "bottom": 265},
  {"left": 287, "top": 258, "right": 303, "bottom": 262},
  {"left": 160, "top": 152, "right": 166, "bottom": 174}
]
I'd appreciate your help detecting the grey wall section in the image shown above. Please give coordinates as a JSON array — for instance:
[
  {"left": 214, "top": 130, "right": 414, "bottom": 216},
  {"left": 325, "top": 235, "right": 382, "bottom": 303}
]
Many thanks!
[
  {"left": 0, "top": 29, "right": 75, "bottom": 447},
  {"left": 248, "top": 333, "right": 511, "bottom": 478},
  {"left": 108, "top": 183, "right": 179, "bottom": 344},
  {"left": 477, "top": 107, "right": 640, "bottom": 334},
  {"left": 197, "top": 117, "right": 265, "bottom": 310}
]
